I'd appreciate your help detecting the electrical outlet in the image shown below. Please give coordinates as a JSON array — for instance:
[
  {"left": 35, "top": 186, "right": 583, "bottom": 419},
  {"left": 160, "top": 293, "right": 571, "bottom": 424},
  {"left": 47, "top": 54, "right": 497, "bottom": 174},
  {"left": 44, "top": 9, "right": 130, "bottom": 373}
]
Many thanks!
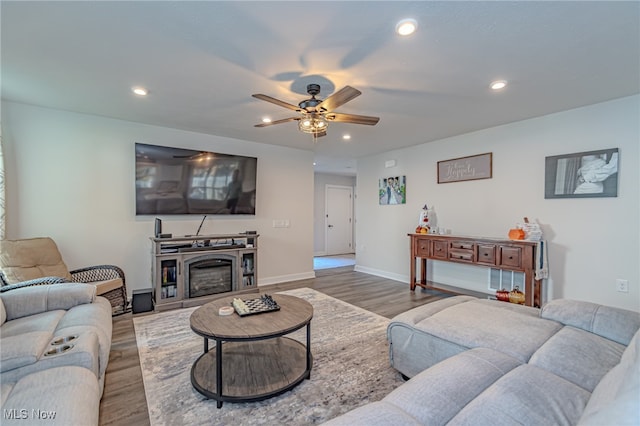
[
  {"left": 272, "top": 219, "right": 290, "bottom": 228},
  {"left": 616, "top": 279, "right": 629, "bottom": 293}
]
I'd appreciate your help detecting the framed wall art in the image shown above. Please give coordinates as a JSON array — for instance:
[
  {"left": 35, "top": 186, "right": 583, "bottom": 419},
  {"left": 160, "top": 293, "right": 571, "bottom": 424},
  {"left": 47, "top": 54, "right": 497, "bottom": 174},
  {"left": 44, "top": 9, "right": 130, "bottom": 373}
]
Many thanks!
[
  {"left": 379, "top": 176, "right": 406, "bottom": 205},
  {"left": 544, "top": 148, "right": 619, "bottom": 199},
  {"left": 437, "top": 152, "right": 492, "bottom": 184}
]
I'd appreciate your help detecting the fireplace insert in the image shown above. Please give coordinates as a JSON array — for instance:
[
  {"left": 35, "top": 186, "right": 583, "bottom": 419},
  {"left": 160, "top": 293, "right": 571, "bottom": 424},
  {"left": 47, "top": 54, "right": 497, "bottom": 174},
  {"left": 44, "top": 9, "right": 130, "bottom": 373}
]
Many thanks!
[{"left": 185, "top": 254, "right": 237, "bottom": 298}]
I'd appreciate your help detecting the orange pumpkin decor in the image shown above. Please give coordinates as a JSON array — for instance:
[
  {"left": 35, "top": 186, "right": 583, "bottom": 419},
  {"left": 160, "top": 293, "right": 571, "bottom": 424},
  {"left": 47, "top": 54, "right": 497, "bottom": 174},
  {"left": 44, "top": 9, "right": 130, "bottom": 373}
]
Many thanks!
[
  {"left": 496, "top": 289, "right": 510, "bottom": 302},
  {"left": 508, "top": 228, "right": 525, "bottom": 240},
  {"left": 509, "top": 287, "right": 526, "bottom": 305}
]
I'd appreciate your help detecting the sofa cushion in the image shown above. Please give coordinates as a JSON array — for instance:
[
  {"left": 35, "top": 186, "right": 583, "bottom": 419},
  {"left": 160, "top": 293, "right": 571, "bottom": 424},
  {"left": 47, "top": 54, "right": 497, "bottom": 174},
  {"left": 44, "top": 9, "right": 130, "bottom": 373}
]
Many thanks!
[
  {"left": 398, "top": 298, "right": 562, "bottom": 363},
  {"left": 529, "top": 325, "right": 626, "bottom": 392},
  {"left": 0, "top": 310, "right": 64, "bottom": 338},
  {"left": 0, "top": 237, "right": 72, "bottom": 283},
  {"left": 54, "top": 297, "right": 112, "bottom": 377},
  {"left": 390, "top": 296, "right": 479, "bottom": 324},
  {"left": 388, "top": 320, "right": 469, "bottom": 378},
  {"left": 322, "top": 401, "right": 422, "bottom": 425},
  {"left": 384, "top": 347, "right": 522, "bottom": 425},
  {"left": 0, "top": 283, "right": 95, "bottom": 321},
  {"left": 541, "top": 299, "right": 640, "bottom": 345},
  {"left": 0, "top": 310, "right": 65, "bottom": 373},
  {"left": 0, "top": 298, "right": 5, "bottom": 326},
  {"left": 0, "top": 331, "right": 52, "bottom": 372},
  {"left": 578, "top": 329, "right": 640, "bottom": 425},
  {"left": 0, "top": 382, "right": 12, "bottom": 408},
  {"left": 0, "top": 331, "right": 100, "bottom": 383},
  {"left": 1, "top": 366, "right": 100, "bottom": 426},
  {"left": 450, "top": 364, "right": 591, "bottom": 426}
]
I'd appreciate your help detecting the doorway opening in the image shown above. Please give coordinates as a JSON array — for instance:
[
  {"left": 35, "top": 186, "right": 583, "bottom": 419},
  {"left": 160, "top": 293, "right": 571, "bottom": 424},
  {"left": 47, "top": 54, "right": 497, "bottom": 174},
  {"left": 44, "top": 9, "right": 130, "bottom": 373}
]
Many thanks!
[{"left": 313, "top": 253, "right": 355, "bottom": 270}]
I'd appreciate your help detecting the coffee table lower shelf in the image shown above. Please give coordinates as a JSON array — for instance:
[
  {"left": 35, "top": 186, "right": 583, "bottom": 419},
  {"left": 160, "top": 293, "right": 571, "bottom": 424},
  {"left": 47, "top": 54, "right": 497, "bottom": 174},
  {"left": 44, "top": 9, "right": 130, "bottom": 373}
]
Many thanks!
[{"left": 190, "top": 337, "right": 312, "bottom": 407}]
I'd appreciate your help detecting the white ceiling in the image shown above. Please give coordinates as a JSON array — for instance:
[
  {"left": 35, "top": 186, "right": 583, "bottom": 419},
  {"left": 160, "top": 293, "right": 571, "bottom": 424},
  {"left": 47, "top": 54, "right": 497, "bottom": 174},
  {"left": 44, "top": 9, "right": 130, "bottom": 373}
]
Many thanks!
[{"left": 2, "top": 1, "right": 639, "bottom": 175}]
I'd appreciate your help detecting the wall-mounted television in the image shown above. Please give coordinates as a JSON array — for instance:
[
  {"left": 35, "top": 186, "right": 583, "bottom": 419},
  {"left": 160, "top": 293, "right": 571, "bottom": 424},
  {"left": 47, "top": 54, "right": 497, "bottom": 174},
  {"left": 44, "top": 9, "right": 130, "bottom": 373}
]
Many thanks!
[{"left": 135, "top": 143, "right": 257, "bottom": 215}]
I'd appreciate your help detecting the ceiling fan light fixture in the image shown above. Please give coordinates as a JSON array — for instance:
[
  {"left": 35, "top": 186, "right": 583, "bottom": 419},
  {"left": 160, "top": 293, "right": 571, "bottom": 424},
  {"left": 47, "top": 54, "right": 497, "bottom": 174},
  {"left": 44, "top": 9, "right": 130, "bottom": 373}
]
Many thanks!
[
  {"left": 396, "top": 19, "right": 418, "bottom": 36},
  {"left": 253, "top": 84, "right": 379, "bottom": 139},
  {"left": 298, "top": 113, "right": 329, "bottom": 134},
  {"left": 261, "top": 117, "right": 272, "bottom": 123}
]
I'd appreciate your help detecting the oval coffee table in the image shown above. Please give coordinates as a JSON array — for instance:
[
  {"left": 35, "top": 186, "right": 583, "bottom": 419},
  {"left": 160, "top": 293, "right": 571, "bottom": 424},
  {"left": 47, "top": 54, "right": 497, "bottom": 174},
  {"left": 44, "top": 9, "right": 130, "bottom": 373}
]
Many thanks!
[{"left": 190, "top": 294, "right": 313, "bottom": 408}]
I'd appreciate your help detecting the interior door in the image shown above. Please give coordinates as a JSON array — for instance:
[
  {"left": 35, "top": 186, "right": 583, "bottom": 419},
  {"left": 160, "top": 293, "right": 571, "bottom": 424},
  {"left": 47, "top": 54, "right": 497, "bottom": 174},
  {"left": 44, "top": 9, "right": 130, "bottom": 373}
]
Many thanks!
[{"left": 325, "top": 185, "right": 353, "bottom": 255}]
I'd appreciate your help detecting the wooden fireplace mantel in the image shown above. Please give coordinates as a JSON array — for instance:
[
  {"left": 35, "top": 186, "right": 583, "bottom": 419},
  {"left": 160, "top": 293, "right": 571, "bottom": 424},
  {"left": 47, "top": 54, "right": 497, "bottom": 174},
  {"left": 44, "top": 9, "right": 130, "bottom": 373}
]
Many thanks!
[
  {"left": 150, "top": 233, "right": 259, "bottom": 311},
  {"left": 408, "top": 233, "right": 542, "bottom": 308}
]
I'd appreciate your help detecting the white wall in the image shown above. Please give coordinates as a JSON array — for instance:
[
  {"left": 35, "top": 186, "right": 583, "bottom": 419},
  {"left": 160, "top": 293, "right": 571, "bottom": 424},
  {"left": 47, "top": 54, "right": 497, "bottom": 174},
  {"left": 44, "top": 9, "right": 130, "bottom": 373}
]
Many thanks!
[
  {"left": 313, "top": 173, "right": 356, "bottom": 255},
  {"left": 2, "top": 101, "right": 316, "bottom": 294},
  {"left": 3, "top": 97, "right": 639, "bottom": 311},
  {"left": 355, "top": 95, "right": 640, "bottom": 312}
]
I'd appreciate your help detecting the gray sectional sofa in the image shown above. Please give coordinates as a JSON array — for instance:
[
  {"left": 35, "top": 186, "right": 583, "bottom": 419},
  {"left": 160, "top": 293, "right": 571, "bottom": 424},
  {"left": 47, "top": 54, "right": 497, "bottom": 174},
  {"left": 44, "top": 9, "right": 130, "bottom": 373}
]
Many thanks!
[
  {"left": 0, "top": 283, "right": 112, "bottom": 425},
  {"left": 325, "top": 296, "right": 640, "bottom": 425}
]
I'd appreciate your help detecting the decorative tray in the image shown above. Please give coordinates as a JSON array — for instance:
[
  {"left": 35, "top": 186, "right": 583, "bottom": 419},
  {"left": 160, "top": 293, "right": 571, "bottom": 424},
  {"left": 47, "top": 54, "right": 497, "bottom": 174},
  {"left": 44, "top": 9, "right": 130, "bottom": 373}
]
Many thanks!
[{"left": 231, "top": 294, "right": 280, "bottom": 317}]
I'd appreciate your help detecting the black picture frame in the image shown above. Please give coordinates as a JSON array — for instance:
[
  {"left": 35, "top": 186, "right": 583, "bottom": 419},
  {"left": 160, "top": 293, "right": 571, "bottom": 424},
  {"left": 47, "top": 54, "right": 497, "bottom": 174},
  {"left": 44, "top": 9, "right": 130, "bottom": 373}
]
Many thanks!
[{"left": 544, "top": 148, "right": 619, "bottom": 199}]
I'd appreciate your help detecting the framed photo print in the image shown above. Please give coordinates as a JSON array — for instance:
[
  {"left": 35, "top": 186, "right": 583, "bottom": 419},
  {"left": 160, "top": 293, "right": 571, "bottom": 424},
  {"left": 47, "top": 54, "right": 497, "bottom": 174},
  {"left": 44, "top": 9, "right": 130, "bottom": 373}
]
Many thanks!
[
  {"left": 544, "top": 148, "right": 619, "bottom": 199},
  {"left": 379, "top": 176, "right": 406, "bottom": 205}
]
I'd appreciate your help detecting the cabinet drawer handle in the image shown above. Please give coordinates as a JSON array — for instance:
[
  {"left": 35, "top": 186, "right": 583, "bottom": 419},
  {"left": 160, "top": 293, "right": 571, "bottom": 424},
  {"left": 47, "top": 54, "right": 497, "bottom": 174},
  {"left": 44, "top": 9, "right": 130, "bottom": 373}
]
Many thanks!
[{"left": 453, "top": 254, "right": 472, "bottom": 260}]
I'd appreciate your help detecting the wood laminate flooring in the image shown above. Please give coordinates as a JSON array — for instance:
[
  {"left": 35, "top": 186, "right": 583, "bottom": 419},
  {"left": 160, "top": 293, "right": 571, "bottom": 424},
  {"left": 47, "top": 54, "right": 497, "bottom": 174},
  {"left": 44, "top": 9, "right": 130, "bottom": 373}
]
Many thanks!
[{"left": 98, "top": 268, "right": 452, "bottom": 426}]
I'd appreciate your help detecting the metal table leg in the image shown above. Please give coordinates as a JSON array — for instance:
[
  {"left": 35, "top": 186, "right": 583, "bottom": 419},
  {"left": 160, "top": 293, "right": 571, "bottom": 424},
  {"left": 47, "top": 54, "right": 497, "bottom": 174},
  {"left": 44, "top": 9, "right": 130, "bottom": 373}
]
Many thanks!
[
  {"left": 216, "top": 338, "right": 223, "bottom": 408},
  {"left": 306, "top": 322, "right": 311, "bottom": 379}
]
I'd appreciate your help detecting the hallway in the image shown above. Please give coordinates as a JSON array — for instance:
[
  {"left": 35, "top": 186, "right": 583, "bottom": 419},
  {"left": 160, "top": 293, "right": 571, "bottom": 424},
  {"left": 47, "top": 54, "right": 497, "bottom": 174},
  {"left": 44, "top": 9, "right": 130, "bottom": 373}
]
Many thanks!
[{"left": 313, "top": 254, "right": 355, "bottom": 270}]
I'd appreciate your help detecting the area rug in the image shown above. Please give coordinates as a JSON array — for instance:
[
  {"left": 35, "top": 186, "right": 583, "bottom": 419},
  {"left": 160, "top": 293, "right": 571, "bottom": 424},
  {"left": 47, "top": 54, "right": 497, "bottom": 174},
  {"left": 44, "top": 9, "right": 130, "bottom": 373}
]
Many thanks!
[{"left": 133, "top": 287, "right": 404, "bottom": 425}]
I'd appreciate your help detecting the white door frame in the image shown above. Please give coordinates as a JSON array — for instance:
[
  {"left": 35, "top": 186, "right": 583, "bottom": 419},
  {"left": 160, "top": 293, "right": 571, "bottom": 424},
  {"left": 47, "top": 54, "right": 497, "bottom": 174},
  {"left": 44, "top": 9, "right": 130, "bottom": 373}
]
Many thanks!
[{"left": 324, "top": 184, "right": 354, "bottom": 255}]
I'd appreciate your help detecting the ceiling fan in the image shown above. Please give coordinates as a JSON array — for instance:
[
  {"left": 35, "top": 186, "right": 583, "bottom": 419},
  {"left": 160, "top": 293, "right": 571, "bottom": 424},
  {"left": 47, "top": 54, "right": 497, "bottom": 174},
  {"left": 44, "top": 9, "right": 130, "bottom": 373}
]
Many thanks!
[{"left": 252, "top": 84, "right": 379, "bottom": 138}]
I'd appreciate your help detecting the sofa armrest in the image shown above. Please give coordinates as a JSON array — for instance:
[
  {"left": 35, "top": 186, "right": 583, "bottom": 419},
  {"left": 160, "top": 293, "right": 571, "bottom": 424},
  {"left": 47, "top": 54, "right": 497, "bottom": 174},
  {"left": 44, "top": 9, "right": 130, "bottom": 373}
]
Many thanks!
[
  {"left": 70, "top": 265, "right": 124, "bottom": 285},
  {"left": 0, "top": 283, "right": 96, "bottom": 321},
  {"left": 541, "top": 299, "right": 640, "bottom": 345}
]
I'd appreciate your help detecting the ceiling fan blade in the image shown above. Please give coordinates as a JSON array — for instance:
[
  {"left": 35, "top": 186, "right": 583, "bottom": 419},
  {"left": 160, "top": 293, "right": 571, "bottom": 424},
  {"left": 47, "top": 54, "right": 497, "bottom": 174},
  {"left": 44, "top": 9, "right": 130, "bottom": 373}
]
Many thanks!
[
  {"left": 252, "top": 94, "right": 301, "bottom": 112},
  {"left": 318, "top": 86, "right": 361, "bottom": 112},
  {"left": 254, "top": 117, "right": 300, "bottom": 127},
  {"left": 325, "top": 112, "right": 380, "bottom": 125}
]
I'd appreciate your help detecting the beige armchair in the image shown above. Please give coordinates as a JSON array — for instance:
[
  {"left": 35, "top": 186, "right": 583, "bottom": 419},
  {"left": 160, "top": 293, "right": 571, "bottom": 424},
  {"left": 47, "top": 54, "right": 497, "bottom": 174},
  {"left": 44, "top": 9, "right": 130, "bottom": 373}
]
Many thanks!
[{"left": 0, "top": 237, "right": 128, "bottom": 315}]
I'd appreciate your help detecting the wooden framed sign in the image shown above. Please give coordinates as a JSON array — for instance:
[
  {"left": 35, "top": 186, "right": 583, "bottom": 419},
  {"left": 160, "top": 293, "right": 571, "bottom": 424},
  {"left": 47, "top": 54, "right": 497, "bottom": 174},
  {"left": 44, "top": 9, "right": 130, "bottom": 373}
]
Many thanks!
[{"left": 437, "top": 152, "right": 493, "bottom": 184}]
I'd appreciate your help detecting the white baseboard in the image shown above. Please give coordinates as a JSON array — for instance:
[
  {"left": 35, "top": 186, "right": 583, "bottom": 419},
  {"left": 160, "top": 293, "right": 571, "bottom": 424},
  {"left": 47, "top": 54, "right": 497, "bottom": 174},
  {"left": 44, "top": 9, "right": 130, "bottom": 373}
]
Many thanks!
[
  {"left": 354, "top": 265, "right": 408, "bottom": 283},
  {"left": 258, "top": 271, "right": 316, "bottom": 286}
]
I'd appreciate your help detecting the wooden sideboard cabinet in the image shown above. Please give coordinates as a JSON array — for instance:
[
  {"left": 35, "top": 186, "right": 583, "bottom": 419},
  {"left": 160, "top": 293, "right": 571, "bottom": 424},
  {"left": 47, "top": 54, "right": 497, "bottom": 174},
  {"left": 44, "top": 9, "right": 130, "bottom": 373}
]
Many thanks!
[{"left": 408, "top": 233, "right": 542, "bottom": 307}]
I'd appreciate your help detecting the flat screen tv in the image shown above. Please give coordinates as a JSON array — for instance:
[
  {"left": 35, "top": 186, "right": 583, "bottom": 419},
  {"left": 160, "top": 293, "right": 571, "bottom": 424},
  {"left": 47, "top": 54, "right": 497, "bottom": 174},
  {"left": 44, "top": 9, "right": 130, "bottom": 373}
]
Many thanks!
[{"left": 135, "top": 143, "right": 257, "bottom": 215}]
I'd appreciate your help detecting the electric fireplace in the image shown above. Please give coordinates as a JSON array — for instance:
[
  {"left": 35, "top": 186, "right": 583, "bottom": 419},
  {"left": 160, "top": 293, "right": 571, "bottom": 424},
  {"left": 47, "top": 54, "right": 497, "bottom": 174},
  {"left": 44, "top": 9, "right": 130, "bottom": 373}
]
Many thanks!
[{"left": 184, "top": 253, "right": 237, "bottom": 299}]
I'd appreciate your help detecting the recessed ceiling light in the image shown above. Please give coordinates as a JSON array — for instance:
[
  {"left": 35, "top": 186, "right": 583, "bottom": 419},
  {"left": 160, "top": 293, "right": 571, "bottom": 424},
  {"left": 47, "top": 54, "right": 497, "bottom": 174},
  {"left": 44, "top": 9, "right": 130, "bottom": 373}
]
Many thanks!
[
  {"left": 132, "top": 86, "right": 148, "bottom": 96},
  {"left": 343, "top": 134, "right": 351, "bottom": 140},
  {"left": 396, "top": 19, "right": 418, "bottom": 36},
  {"left": 262, "top": 117, "right": 272, "bottom": 123},
  {"left": 490, "top": 80, "right": 507, "bottom": 90}
]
